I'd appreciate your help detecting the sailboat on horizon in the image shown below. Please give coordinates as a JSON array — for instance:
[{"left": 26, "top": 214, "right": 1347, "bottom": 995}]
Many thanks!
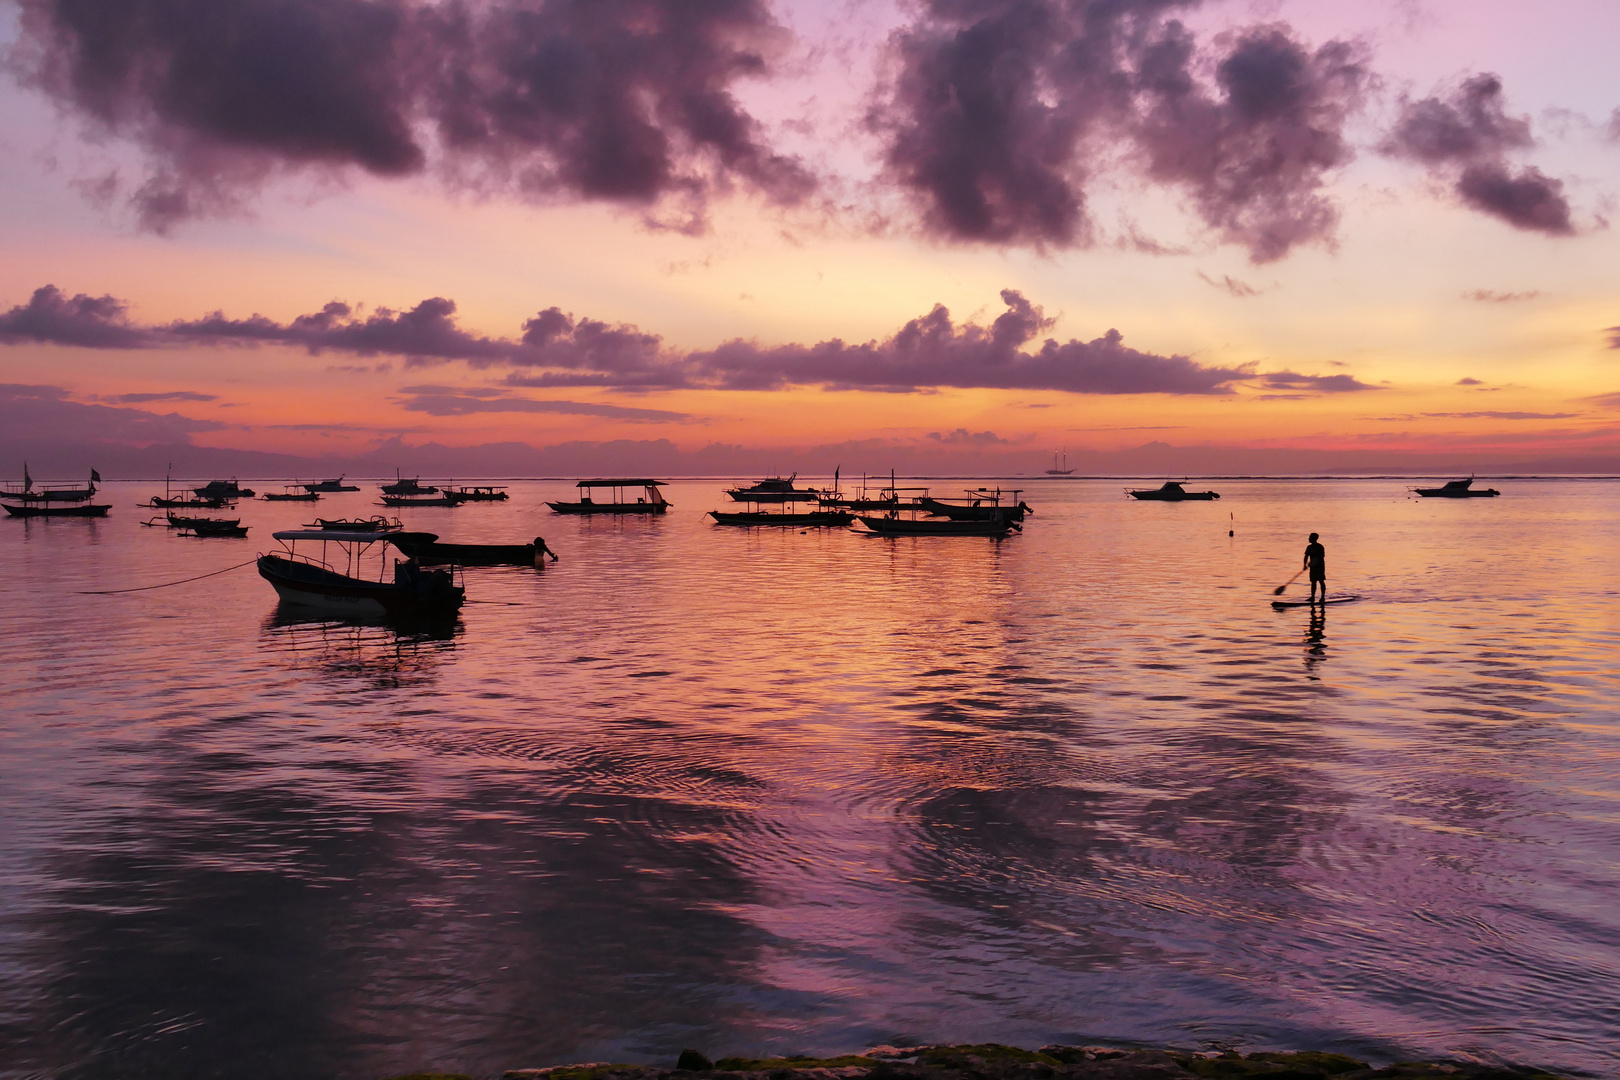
[{"left": 1046, "top": 450, "right": 1075, "bottom": 476}]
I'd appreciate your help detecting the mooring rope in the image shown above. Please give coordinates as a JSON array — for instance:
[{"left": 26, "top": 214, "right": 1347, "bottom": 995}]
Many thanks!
[{"left": 80, "top": 559, "right": 259, "bottom": 595}]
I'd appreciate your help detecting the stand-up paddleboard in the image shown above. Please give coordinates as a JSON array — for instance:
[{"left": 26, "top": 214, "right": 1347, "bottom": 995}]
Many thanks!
[{"left": 1272, "top": 594, "right": 1360, "bottom": 609}]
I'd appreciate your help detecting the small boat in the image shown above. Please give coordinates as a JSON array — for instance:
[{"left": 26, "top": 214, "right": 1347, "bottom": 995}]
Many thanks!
[
  {"left": 1045, "top": 451, "right": 1075, "bottom": 476},
  {"left": 3, "top": 500, "right": 111, "bottom": 518},
  {"left": 264, "top": 485, "right": 321, "bottom": 502},
  {"left": 166, "top": 513, "right": 240, "bottom": 530},
  {"left": 193, "top": 479, "right": 255, "bottom": 500},
  {"left": 1412, "top": 478, "right": 1500, "bottom": 498},
  {"left": 1127, "top": 481, "right": 1220, "bottom": 501},
  {"left": 302, "top": 476, "right": 360, "bottom": 493},
  {"left": 817, "top": 468, "right": 904, "bottom": 511},
  {"left": 379, "top": 493, "right": 463, "bottom": 508},
  {"left": 449, "top": 485, "right": 509, "bottom": 502},
  {"left": 143, "top": 470, "right": 228, "bottom": 508},
  {"left": 257, "top": 529, "right": 465, "bottom": 616},
  {"left": 389, "top": 531, "right": 543, "bottom": 566},
  {"left": 548, "top": 479, "right": 670, "bottom": 514},
  {"left": 724, "top": 474, "right": 824, "bottom": 503},
  {"left": 857, "top": 512, "right": 1017, "bottom": 537},
  {"left": 379, "top": 471, "right": 439, "bottom": 496},
  {"left": 307, "top": 516, "right": 403, "bottom": 532},
  {"left": 920, "top": 488, "right": 1033, "bottom": 522},
  {"left": 710, "top": 491, "right": 853, "bottom": 527},
  {"left": 2, "top": 466, "right": 101, "bottom": 503},
  {"left": 182, "top": 519, "right": 250, "bottom": 538}
]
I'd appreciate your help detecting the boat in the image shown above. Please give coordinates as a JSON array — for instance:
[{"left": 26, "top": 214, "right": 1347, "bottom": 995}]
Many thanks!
[
  {"left": 548, "top": 479, "right": 670, "bottom": 514},
  {"left": 182, "top": 519, "right": 250, "bottom": 538},
  {"left": 193, "top": 479, "right": 255, "bottom": 499},
  {"left": 257, "top": 529, "right": 465, "bottom": 616},
  {"left": 379, "top": 471, "right": 438, "bottom": 496},
  {"left": 166, "top": 513, "right": 240, "bottom": 530},
  {"left": 816, "top": 468, "right": 904, "bottom": 512},
  {"left": 379, "top": 492, "right": 463, "bottom": 508},
  {"left": 1127, "top": 481, "right": 1220, "bottom": 501},
  {"left": 710, "top": 492, "right": 853, "bottom": 527},
  {"left": 920, "top": 488, "right": 1033, "bottom": 522},
  {"left": 724, "top": 474, "right": 825, "bottom": 503},
  {"left": 449, "top": 485, "right": 509, "bottom": 502},
  {"left": 3, "top": 500, "right": 111, "bottom": 518},
  {"left": 1046, "top": 451, "right": 1075, "bottom": 476},
  {"left": 857, "top": 511, "right": 1018, "bottom": 537},
  {"left": 307, "top": 516, "right": 403, "bottom": 532},
  {"left": 264, "top": 485, "right": 321, "bottom": 502},
  {"left": 389, "top": 530, "right": 543, "bottom": 566},
  {"left": 302, "top": 476, "right": 360, "bottom": 493},
  {"left": 1412, "top": 478, "right": 1501, "bottom": 498},
  {"left": 2, "top": 465, "right": 101, "bottom": 503},
  {"left": 143, "top": 470, "right": 228, "bottom": 508}
]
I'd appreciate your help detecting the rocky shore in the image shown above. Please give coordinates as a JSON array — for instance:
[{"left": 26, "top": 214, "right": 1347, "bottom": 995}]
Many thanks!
[{"left": 390, "top": 1040, "right": 1569, "bottom": 1080}]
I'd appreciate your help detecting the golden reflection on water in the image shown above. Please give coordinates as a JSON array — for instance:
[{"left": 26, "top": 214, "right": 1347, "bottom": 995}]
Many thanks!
[{"left": 1, "top": 479, "right": 1617, "bottom": 1079}]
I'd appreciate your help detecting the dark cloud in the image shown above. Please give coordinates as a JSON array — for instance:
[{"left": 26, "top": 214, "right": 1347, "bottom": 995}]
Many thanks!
[
  {"left": 11, "top": 0, "right": 813, "bottom": 231},
  {"left": 0, "top": 383, "right": 226, "bottom": 442},
  {"left": 396, "top": 386, "right": 689, "bottom": 422},
  {"left": 1464, "top": 289, "right": 1541, "bottom": 303},
  {"left": 869, "top": 2, "right": 1368, "bottom": 261},
  {"left": 928, "top": 428, "right": 1008, "bottom": 446},
  {"left": 1456, "top": 377, "right": 1483, "bottom": 385},
  {"left": 1257, "top": 371, "right": 1381, "bottom": 393},
  {"left": 1609, "top": 325, "right": 1620, "bottom": 349},
  {"left": 0, "top": 285, "right": 151, "bottom": 348},
  {"left": 106, "top": 390, "right": 218, "bottom": 403},
  {"left": 2, "top": 283, "right": 1387, "bottom": 398},
  {"left": 1383, "top": 74, "right": 1573, "bottom": 235}
]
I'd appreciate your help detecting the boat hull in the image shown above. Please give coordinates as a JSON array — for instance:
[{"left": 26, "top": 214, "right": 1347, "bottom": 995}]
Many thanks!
[
  {"left": 3, "top": 502, "right": 111, "bottom": 518},
  {"left": 1414, "top": 489, "right": 1499, "bottom": 498},
  {"left": 1128, "top": 491, "right": 1219, "bottom": 501},
  {"left": 264, "top": 492, "right": 321, "bottom": 502},
  {"left": 709, "top": 510, "right": 853, "bottom": 527},
  {"left": 380, "top": 496, "right": 462, "bottom": 507},
  {"left": 857, "top": 515, "right": 1014, "bottom": 536},
  {"left": 547, "top": 501, "right": 668, "bottom": 514},
  {"left": 390, "top": 532, "right": 539, "bottom": 566},
  {"left": 918, "top": 497, "right": 1029, "bottom": 521},
  {"left": 257, "top": 554, "right": 464, "bottom": 616}
]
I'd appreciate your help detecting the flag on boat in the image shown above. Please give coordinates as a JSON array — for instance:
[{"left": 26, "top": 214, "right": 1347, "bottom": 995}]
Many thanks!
[{"left": 91, "top": 468, "right": 102, "bottom": 482}]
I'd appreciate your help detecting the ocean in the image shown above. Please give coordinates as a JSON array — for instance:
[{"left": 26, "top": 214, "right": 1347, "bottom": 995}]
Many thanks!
[{"left": 2, "top": 478, "right": 1616, "bottom": 1079}]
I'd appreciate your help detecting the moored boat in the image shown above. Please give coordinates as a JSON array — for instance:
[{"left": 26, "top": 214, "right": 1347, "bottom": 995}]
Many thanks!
[
  {"left": 1127, "top": 481, "right": 1220, "bottom": 501},
  {"left": 710, "top": 491, "right": 853, "bottom": 527},
  {"left": 302, "top": 476, "right": 360, "bottom": 493},
  {"left": 308, "top": 516, "right": 403, "bottom": 532},
  {"left": 193, "top": 479, "right": 255, "bottom": 499},
  {"left": 857, "top": 512, "right": 1017, "bottom": 537},
  {"left": 379, "top": 492, "right": 463, "bottom": 508},
  {"left": 264, "top": 485, "right": 321, "bottom": 502},
  {"left": 389, "top": 531, "right": 543, "bottom": 566},
  {"left": 724, "top": 474, "right": 824, "bottom": 503},
  {"left": 450, "top": 485, "right": 509, "bottom": 502},
  {"left": 2, "top": 466, "right": 101, "bottom": 503},
  {"left": 182, "top": 519, "right": 250, "bottom": 538},
  {"left": 380, "top": 471, "right": 438, "bottom": 496},
  {"left": 1412, "top": 478, "right": 1500, "bottom": 498},
  {"left": 548, "top": 479, "right": 670, "bottom": 514},
  {"left": 920, "top": 488, "right": 1033, "bottom": 522},
  {"left": 257, "top": 529, "right": 465, "bottom": 616},
  {"left": 3, "top": 500, "right": 111, "bottom": 518}
]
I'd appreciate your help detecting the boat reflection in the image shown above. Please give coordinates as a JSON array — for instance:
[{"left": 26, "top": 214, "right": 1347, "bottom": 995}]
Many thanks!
[{"left": 261, "top": 606, "right": 461, "bottom": 689}]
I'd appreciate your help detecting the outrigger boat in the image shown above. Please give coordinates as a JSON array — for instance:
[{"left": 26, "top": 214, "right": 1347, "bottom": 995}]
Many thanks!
[
  {"left": 380, "top": 471, "right": 438, "bottom": 497},
  {"left": 920, "top": 488, "right": 1033, "bottom": 522},
  {"left": 3, "top": 466, "right": 110, "bottom": 517},
  {"left": 264, "top": 484, "right": 321, "bottom": 502},
  {"left": 548, "top": 479, "right": 670, "bottom": 514},
  {"left": 308, "top": 516, "right": 403, "bottom": 532},
  {"left": 449, "top": 485, "right": 509, "bottom": 502},
  {"left": 724, "top": 474, "right": 825, "bottom": 503},
  {"left": 143, "top": 470, "right": 229, "bottom": 509},
  {"left": 710, "top": 491, "right": 853, "bottom": 527},
  {"left": 181, "top": 519, "right": 250, "bottom": 538},
  {"left": 390, "top": 531, "right": 544, "bottom": 566},
  {"left": 379, "top": 492, "right": 463, "bottom": 508},
  {"left": 258, "top": 529, "right": 465, "bottom": 616},
  {"left": 816, "top": 468, "right": 903, "bottom": 512},
  {"left": 194, "top": 479, "right": 255, "bottom": 500},
  {"left": 4, "top": 499, "right": 111, "bottom": 518},
  {"left": 1127, "top": 481, "right": 1220, "bottom": 501},
  {"left": 857, "top": 508, "right": 1019, "bottom": 537},
  {"left": 302, "top": 476, "right": 360, "bottom": 493},
  {"left": 1411, "top": 478, "right": 1501, "bottom": 498}
]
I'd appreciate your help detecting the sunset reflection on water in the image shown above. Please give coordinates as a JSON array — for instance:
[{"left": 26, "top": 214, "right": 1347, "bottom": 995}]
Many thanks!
[{"left": 2, "top": 479, "right": 1616, "bottom": 1079}]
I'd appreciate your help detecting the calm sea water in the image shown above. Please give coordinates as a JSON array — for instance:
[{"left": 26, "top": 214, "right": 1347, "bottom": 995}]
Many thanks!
[{"left": 2, "top": 478, "right": 1617, "bottom": 1080}]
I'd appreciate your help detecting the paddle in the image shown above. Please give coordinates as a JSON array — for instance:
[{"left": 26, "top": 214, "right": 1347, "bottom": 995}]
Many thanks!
[{"left": 1273, "top": 568, "right": 1305, "bottom": 596}]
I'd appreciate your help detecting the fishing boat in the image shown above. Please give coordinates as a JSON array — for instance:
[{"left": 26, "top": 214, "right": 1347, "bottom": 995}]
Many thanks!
[
  {"left": 302, "top": 476, "right": 360, "bottom": 493},
  {"left": 724, "top": 474, "right": 825, "bottom": 503},
  {"left": 308, "top": 516, "right": 403, "bottom": 532},
  {"left": 165, "top": 512, "right": 240, "bottom": 530},
  {"left": 2, "top": 465, "right": 101, "bottom": 503},
  {"left": 1046, "top": 451, "right": 1075, "bottom": 476},
  {"left": 1127, "top": 481, "right": 1220, "bottom": 501},
  {"left": 1411, "top": 478, "right": 1501, "bottom": 498},
  {"left": 857, "top": 510, "right": 1019, "bottom": 537},
  {"left": 379, "top": 471, "right": 438, "bottom": 496},
  {"left": 257, "top": 529, "right": 465, "bottom": 616},
  {"left": 264, "top": 485, "right": 321, "bottom": 502},
  {"left": 816, "top": 468, "right": 904, "bottom": 512},
  {"left": 920, "top": 488, "right": 1033, "bottom": 522},
  {"left": 181, "top": 519, "right": 250, "bottom": 538},
  {"left": 143, "top": 470, "right": 228, "bottom": 509},
  {"left": 449, "top": 485, "right": 509, "bottom": 502},
  {"left": 193, "top": 479, "right": 255, "bottom": 500},
  {"left": 710, "top": 492, "right": 853, "bottom": 527},
  {"left": 548, "top": 479, "right": 670, "bottom": 514},
  {"left": 389, "top": 530, "right": 543, "bottom": 566},
  {"left": 3, "top": 499, "right": 111, "bottom": 518},
  {"left": 379, "top": 492, "right": 463, "bottom": 508}
]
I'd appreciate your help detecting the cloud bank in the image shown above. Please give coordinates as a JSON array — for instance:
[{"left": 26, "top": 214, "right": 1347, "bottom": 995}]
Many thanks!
[{"left": 1, "top": 283, "right": 1369, "bottom": 398}]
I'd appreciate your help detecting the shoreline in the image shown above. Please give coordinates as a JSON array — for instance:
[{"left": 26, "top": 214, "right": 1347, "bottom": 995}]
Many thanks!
[{"left": 389, "top": 1041, "right": 1570, "bottom": 1080}]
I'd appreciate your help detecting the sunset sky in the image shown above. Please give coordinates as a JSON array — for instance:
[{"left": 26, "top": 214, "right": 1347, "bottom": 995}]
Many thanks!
[{"left": 1, "top": 0, "right": 1617, "bottom": 474}]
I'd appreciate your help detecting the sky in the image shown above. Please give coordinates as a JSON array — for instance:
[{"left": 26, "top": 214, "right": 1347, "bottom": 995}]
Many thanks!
[{"left": 1, "top": 0, "right": 1617, "bottom": 475}]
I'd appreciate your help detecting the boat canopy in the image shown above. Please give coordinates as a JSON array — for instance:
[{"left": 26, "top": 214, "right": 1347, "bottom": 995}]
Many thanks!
[
  {"left": 272, "top": 529, "right": 402, "bottom": 544},
  {"left": 575, "top": 478, "right": 666, "bottom": 487}
]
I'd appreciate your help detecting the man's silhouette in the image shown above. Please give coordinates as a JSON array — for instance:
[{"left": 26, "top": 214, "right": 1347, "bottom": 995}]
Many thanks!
[{"left": 1303, "top": 532, "right": 1326, "bottom": 603}]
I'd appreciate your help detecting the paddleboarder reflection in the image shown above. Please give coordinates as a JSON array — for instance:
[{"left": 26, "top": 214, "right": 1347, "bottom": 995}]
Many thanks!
[
  {"left": 1303, "top": 532, "right": 1326, "bottom": 603},
  {"left": 1304, "top": 607, "right": 1327, "bottom": 677}
]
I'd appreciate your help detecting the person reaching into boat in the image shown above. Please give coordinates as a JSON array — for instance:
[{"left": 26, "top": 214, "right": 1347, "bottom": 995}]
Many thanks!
[
  {"left": 534, "top": 536, "right": 559, "bottom": 563},
  {"left": 1303, "top": 533, "right": 1326, "bottom": 603}
]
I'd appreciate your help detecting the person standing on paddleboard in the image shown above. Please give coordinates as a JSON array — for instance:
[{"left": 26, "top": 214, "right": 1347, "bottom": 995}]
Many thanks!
[{"left": 1303, "top": 533, "right": 1326, "bottom": 603}]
